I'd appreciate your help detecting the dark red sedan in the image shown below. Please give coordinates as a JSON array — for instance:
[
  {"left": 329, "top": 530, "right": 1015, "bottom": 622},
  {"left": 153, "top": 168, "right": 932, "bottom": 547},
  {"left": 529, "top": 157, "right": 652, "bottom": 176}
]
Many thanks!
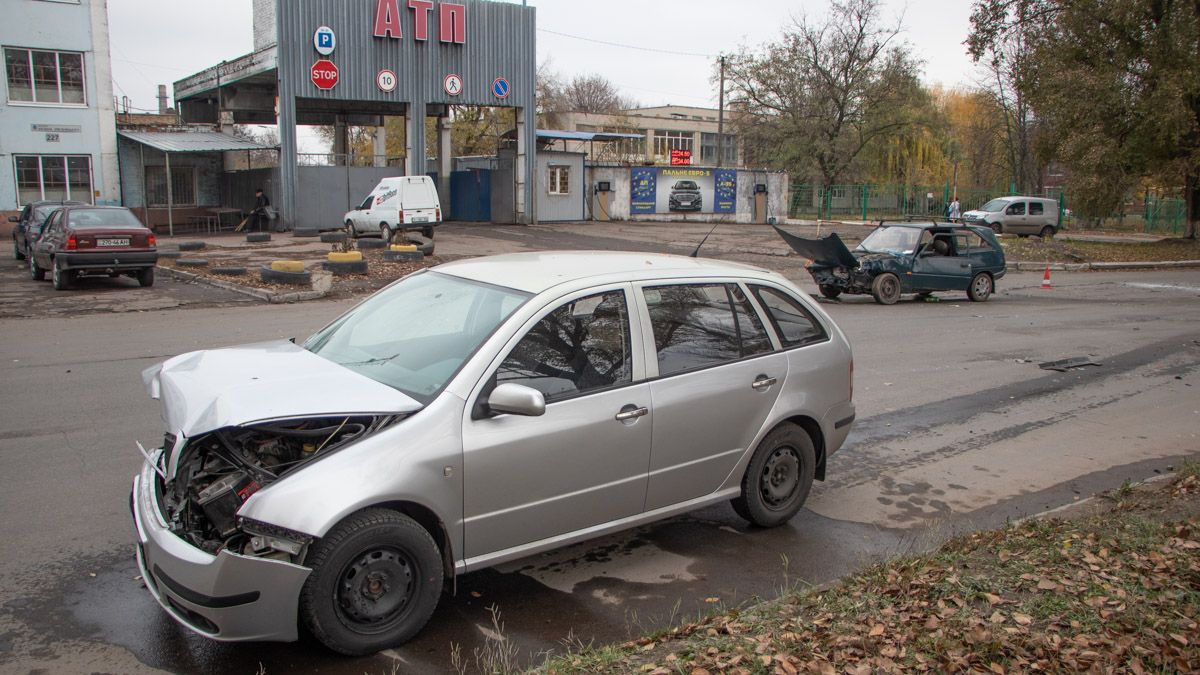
[{"left": 28, "top": 206, "right": 158, "bottom": 290}]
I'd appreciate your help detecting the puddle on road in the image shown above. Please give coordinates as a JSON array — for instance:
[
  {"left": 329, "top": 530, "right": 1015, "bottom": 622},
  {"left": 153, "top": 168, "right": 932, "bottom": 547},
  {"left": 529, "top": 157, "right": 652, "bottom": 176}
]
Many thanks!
[{"left": 499, "top": 535, "right": 698, "bottom": 595}]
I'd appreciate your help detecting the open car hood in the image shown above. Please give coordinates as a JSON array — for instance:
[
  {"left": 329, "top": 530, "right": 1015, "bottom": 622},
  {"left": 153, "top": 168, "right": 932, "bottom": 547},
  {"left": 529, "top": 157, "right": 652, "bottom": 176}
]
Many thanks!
[
  {"left": 772, "top": 225, "right": 860, "bottom": 269},
  {"left": 142, "top": 340, "right": 423, "bottom": 438}
]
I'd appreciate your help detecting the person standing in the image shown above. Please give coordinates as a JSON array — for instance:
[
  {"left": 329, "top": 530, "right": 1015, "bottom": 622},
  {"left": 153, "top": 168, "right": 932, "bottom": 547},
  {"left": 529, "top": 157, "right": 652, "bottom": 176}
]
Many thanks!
[
  {"left": 250, "top": 188, "right": 270, "bottom": 232},
  {"left": 949, "top": 197, "right": 962, "bottom": 222}
]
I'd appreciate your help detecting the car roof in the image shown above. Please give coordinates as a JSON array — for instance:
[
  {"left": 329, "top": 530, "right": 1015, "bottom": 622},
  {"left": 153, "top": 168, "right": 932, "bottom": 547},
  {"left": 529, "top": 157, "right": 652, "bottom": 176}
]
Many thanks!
[
  {"left": 880, "top": 221, "right": 966, "bottom": 230},
  {"left": 434, "top": 251, "right": 772, "bottom": 294}
]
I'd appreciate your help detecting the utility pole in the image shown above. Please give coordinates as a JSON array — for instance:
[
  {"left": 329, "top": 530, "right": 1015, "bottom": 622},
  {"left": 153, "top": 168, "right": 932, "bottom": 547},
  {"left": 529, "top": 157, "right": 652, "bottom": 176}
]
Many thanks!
[{"left": 716, "top": 55, "right": 726, "bottom": 168}]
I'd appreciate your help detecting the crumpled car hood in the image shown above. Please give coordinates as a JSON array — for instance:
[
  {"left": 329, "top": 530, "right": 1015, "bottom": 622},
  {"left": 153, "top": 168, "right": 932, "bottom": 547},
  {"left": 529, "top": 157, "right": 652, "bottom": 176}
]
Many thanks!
[
  {"left": 773, "top": 225, "right": 860, "bottom": 269},
  {"left": 142, "top": 340, "right": 423, "bottom": 437}
]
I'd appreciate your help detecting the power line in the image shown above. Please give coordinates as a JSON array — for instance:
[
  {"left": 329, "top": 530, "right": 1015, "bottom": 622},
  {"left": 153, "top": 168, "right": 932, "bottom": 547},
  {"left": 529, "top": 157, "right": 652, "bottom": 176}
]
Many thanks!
[{"left": 538, "top": 28, "right": 714, "bottom": 58}]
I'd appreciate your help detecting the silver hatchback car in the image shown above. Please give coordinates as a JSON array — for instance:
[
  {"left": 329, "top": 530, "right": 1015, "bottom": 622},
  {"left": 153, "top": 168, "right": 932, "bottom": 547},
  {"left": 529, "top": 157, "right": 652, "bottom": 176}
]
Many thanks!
[{"left": 131, "top": 252, "right": 855, "bottom": 655}]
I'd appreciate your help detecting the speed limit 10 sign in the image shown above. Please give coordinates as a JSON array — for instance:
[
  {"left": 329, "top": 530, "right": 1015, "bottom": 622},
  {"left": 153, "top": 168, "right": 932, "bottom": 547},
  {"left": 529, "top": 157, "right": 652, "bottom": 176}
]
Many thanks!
[{"left": 377, "top": 69, "right": 397, "bottom": 93}]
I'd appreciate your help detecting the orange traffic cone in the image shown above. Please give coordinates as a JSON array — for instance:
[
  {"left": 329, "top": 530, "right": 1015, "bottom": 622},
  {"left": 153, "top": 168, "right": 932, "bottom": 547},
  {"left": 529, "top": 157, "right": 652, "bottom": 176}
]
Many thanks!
[{"left": 1041, "top": 267, "right": 1052, "bottom": 289}]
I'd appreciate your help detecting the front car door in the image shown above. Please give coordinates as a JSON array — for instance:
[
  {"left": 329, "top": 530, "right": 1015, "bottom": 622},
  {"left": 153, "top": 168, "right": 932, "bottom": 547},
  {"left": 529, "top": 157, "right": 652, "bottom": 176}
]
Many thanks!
[
  {"left": 461, "top": 285, "right": 652, "bottom": 559},
  {"left": 911, "top": 231, "right": 971, "bottom": 290},
  {"left": 638, "top": 282, "right": 788, "bottom": 511},
  {"left": 1004, "top": 201, "right": 1029, "bottom": 234},
  {"left": 32, "top": 210, "right": 64, "bottom": 268}
]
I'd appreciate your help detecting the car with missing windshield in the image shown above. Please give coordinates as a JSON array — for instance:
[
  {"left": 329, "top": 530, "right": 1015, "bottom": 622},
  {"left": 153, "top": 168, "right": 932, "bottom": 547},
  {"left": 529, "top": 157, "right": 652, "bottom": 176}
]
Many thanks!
[
  {"left": 774, "top": 221, "right": 1006, "bottom": 305},
  {"left": 131, "top": 251, "right": 855, "bottom": 655},
  {"left": 9, "top": 199, "right": 86, "bottom": 260},
  {"left": 28, "top": 206, "right": 157, "bottom": 289},
  {"left": 668, "top": 180, "right": 703, "bottom": 211}
]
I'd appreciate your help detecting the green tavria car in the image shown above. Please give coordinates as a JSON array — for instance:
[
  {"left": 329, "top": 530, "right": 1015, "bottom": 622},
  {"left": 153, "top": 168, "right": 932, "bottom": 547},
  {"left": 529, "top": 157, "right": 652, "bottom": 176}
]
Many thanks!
[{"left": 775, "top": 221, "right": 1007, "bottom": 305}]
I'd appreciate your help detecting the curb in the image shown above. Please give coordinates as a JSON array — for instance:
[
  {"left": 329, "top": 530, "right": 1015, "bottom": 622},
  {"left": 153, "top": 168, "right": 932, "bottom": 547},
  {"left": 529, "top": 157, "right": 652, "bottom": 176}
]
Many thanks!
[
  {"left": 159, "top": 265, "right": 327, "bottom": 303},
  {"left": 1013, "top": 260, "right": 1200, "bottom": 271}
]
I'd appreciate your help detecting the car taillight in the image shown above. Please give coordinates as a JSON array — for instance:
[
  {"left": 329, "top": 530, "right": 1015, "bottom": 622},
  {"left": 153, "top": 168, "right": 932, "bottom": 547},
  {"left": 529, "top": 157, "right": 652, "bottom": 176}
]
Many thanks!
[
  {"left": 398, "top": 209, "right": 405, "bottom": 223},
  {"left": 66, "top": 235, "right": 77, "bottom": 251},
  {"left": 435, "top": 207, "right": 441, "bottom": 221},
  {"left": 148, "top": 234, "right": 157, "bottom": 247}
]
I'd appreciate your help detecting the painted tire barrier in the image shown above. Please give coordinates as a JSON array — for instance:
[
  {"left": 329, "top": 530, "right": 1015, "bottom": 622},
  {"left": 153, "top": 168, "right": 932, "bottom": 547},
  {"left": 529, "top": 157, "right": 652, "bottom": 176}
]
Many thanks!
[
  {"left": 210, "top": 266, "right": 247, "bottom": 276},
  {"left": 260, "top": 266, "right": 312, "bottom": 285},
  {"left": 327, "top": 251, "right": 364, "bottom": 263},
  {"left": 323, "top": 259, "right": 369, "bottom": 275},
  {"left": 176, "top": 258, "right": 209, "bottom": 267},
  {"left": 158, "top": 250, "right": 182, "bottom": 259},
  {"left": 293, "top": 227, "right": 320, "bottom": 238},
  {"left": 382, "top": 250, "right": 424, "bottom": 262},
  {"left": 320, "top": 231, "right": 348, "bottom": 244},
  {"left": 178, "top": 241, "right": 206, "bottom": 251},
  {"left": 389, "top": 243, "right": 418, "bottom": 252},
  {"left": 404, "top": 233, "right": 435, "bottom": 256},
  {"left": 357, "top": 238, "right": 387, "bottom": 249},
  {"left": 270, "top": 260, "right": 306, "bottom": 273},
  {"left": 246, "top": 232, "right": 271, "bottom": 243}
]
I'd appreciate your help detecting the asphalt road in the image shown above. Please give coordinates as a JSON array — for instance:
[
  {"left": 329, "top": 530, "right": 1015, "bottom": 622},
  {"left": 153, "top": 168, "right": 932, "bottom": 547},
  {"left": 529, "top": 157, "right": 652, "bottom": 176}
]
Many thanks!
[{"left": 0, "top": 224, "right": 1197, "bottom": 674}]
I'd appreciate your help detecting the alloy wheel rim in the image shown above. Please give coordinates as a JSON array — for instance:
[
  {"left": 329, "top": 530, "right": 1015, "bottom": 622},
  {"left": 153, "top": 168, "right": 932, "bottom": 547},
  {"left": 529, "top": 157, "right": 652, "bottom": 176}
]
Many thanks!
[
  {"left": 335, "top": 546, "right": 415, "bottom": 632},
  {"left": 760, "top": 446, "right": 800, "bottom": 509}
]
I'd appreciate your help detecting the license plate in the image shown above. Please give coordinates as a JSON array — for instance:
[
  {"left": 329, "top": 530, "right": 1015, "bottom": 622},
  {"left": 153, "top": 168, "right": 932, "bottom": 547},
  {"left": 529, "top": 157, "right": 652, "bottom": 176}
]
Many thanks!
[
  {"left": 412, "top": 217, "right": 429, "bottom": 223},
  {"left": 97, "top": 238, "right": 129, "bottom": 247}
]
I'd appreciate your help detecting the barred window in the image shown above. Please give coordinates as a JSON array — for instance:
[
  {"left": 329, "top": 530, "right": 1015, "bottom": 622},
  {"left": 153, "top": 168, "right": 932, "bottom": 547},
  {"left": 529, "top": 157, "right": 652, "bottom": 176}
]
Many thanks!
[
  {"left": 548, "top": 165, "right": 570, "bottom": 196},
  {"left": 145, "top": 166, "right": 197, "bottom": 206},
  {"left": 5, "top": 47, "right": 85, "bottom": 104}
]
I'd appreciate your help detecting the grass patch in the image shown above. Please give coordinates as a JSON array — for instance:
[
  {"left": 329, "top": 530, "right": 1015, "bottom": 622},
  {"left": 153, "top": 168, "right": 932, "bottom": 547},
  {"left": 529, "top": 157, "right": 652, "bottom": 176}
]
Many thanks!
[
  {"left": 535, "top": 468, "right": 1200, "bottom": 674},
  {"left": 1001, "top": 237, "right": 1200, "bottom": 263}
]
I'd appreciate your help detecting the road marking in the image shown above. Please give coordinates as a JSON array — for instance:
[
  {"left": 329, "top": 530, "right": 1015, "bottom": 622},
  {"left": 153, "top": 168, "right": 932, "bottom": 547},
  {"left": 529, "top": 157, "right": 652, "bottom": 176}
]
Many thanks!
[{"left": 1125, "top": 282, "right": 1200, "bottom": 292}]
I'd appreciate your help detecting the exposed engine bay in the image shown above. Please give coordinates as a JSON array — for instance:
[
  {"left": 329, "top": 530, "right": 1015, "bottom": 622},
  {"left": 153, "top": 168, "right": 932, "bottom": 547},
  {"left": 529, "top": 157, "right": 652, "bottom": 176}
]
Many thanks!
[{"left": 157, "top": 415, "right": 399, "bottom": 560}]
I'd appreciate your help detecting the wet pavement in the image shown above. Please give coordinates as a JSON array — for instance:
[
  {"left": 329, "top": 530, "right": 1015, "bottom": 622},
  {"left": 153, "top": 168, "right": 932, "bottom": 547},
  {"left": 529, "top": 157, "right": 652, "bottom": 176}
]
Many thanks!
[{"left": 0, "top": 222, "right": 1198, "bottom": 673}]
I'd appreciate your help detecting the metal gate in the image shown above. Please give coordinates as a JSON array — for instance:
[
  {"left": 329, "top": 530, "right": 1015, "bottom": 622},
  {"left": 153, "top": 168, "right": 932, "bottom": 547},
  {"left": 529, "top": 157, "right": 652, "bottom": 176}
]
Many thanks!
[{"left": 450, "top": 169, "right": 492, "bottom": 221}]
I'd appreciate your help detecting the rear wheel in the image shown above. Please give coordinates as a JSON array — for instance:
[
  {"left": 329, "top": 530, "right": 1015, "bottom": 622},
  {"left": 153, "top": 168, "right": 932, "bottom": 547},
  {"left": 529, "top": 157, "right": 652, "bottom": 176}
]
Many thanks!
[
  {"left": 732, "top": 424, "right": 816, "bottom": 527},
  {"left": 871, "top": 272, "right": 901, "bottom": 305},
  {"left": 52, "top": 262, "right": 71, "bottom": 290},
  {"left": 422, "top": 226, "right": 434, "bottom": 239},
  {"left": 380, "top": 224, "right": 392, "bottom": 244},
  {"left": 29, "top": 255, "right": 45, "bottom": 281},
  {"left": 137, "top": 267, "right": 155, "bottom": 288},
  {"left": 818, "top": 284, "right": 842, "bottom": 300},
  {"left": 967, "top": 272, "right": 993, "bottom": 302},
  {"left": 300, "top": 509, "right": 443, "bottom": 655},
  {"left": 1039, "top": 226, "right": 1056, "bottom": 239}
]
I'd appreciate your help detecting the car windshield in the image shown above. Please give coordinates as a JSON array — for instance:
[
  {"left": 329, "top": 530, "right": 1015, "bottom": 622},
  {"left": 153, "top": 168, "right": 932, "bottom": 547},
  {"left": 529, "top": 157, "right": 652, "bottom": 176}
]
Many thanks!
[
  {"left": 68, "top": 209, "right": 145, "bottom": 229},
  {"left": 304, "top": 271, "right": 530, "bottom": 401},
  {"left": 857, "top": 226, "right": 921, "bottom": 255},
  {"left": 979, "top": 199, "right": 1012, "bottom": 213},
  {"left": 674, "top": 181, "right": 698, "bottom": 190}
]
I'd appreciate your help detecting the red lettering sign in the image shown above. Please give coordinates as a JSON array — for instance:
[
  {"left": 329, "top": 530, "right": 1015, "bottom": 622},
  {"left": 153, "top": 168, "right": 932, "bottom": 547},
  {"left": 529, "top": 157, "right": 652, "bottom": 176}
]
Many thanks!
[
  {"left": 374, "top": 0, "right": 402, "bottom": 38},
  {"left": 310, "top": 59, "right": 339, "bottom": 90},
  {"left": 439, "top": 2, "right": 466, "bottom": 43},
  {"left": 408, "top": 0, "right": 434, "bottom": 40},
  {"left": 670, "top": 149, "right": 692, "bottom": 166}
]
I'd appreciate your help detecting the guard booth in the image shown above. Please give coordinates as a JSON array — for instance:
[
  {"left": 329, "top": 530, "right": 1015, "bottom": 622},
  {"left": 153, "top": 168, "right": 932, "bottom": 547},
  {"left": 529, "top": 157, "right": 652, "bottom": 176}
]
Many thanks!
[{"left": 173, "top": 0, "right": 537, "bottom": 229}]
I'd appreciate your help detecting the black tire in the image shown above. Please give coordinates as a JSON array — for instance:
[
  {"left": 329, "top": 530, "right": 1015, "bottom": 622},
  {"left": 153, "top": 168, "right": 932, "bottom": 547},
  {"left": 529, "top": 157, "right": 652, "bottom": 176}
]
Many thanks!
[
  {"left": 320, "top": 231, "right": 348, "bottom": 244},
  {"left": 1039, "top": 226, "right": 1056, "bottom": 239},
  {"left": 259, "top": 266, "right": 311, "bottom": 285},
  {"left": 52, "top": 262, "right": 71, "bottom": 290},
  {"left": 13, "top": 238, "right": 24, "bottom": 261},
  {"left": 731, "top": 424, "right": 816, "bottom": 527},
  {"left": 209, "top": 266, "right": 246, "bottom": 276},
  {"left": 818, "top": 284, "right": 842, "bottom": 300},
  {"left": 381, "top": 250, "right": 424, "bottom": 262},
  {"left": 421, "top": 226, "right": 434, "bottom": 239},
  {"left": 404, "top": 233, "right": 434, "bottom": 256},
  {"left": 323, "top": 259, "right": 369, "bottom": 275},
  {"left": 357, "top": 238, "right": 387, "bottom": 249},
  {"left": 176, "top": 258, "right": 209, "bottom": 268},
  {"left": 137, "top": 267, "right": 155, "bottom": 287},
  {"left": 346, "top": 220, "right": 358, "bottom": 239},
  {"left": 293, "top": 227, "right": 320, "bottom": 238},
  {"left": 967, "top": 272, "right": 993, "bottom": 302},
  {"left": 380, "top": 224, "right": 393, "bottom": 245},
  {"left": 246, "top": 232, "right": 271, "bottom": 243},
  {"left": 989, "top": 222, "right": 1002, "bottom": 235},
  {"left": 29, "top": 255, "right": 45, "bottom": 281},
  {"left": 158, "top": 250, "right": 181, "bottom": 259},
  {"left": 871, "top": 272, "right": 901, "bottom": 305},
  {"left": 300, "top": 509, "right": 443, "bottom": 656},
  {"left": 178, "top": 241, "right": 205, "bottom": 252}
]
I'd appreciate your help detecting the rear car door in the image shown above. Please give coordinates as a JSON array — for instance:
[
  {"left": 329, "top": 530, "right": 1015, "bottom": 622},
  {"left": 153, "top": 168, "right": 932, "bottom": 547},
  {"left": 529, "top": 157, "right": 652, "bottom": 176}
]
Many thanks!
[
  {"left": 462, "top": 285, "right": 652, "bottom": 558},
  {"left": 32, "top": 210, "right": 64, "bottom": 267},
  {"left": 638, "top": 282, "right": 788, "bottom": 511},
  {"left": 1004, "top": 201, "right": 1029, "bottom": 234}
]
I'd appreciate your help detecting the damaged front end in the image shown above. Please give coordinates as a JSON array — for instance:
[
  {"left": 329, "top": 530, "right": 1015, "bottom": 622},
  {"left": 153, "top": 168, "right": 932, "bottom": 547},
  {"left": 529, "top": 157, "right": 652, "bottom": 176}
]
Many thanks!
[{"left": 156, "top": 414, "right": 399, "bottom": 560}]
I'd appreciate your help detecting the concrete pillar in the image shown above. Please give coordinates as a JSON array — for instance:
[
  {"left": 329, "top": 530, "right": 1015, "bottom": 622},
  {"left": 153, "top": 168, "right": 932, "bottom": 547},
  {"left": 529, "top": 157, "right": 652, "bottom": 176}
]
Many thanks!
[
  {"left": 373, "top": 126, "right": 387, "bottom": 168},
  {"left": 406, "top": 102, "right": 427, "bottom": 177},
  {"left": 437, "top": 116, "right": 452, "bottom": 204}
]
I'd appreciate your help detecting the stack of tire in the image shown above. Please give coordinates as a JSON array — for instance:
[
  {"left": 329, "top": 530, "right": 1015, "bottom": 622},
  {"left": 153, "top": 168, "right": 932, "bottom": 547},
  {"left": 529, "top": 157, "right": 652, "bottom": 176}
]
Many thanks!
[
  {"left": 260, "top": 260, "right": 310, "bottom": 285},
  {"left": 324, "top": 251, "right": 368, "bottom": 275}
]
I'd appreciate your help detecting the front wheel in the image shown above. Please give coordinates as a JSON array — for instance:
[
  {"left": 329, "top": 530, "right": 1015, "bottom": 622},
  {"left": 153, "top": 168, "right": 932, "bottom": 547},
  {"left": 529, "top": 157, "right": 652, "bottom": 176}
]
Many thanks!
[
  {"left": 989, "top": 222, "right": 1002, "bottom": 235},
  {"left": 346, "top": 220, "right": 359, "bottom": 239},
  {"left": 818, "top": 284, "right": 842, "bottom": 300},
  {"left": 300, "top": 509, "right": 443, "bottom": 656},
  {"left": 29, "top": 255, "right": 45, "bottom": 281},
  {"left": 732, "top": 424, "right": 816, "bottom": 527},
  {"left": 871, "top": 272, "right": 901, "bottom": 305},
  {"left": 967, "top": 272, "right": 993, "bottom": 302}
]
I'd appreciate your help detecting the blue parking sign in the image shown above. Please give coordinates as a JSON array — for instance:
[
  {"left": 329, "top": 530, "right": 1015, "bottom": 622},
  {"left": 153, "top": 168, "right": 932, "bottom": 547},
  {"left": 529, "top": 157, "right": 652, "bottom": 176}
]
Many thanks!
[{"left": 313, "top": 26, "right": 336, "bottom": 56}]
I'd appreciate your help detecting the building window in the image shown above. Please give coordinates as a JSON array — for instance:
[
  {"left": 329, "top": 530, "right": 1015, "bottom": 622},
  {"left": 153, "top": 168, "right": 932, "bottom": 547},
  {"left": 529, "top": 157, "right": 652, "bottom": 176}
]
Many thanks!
[
  {"left": 548, "top": 165, "right": 570, "bottom": 196},
  {"left": 4, "top": 47, "right": 85, "bottom": 105},
  {"left": 700, "top": 133, "right": 738, "bottom": 164},
  {"left": 14, "top": 155, "right": 92, "bottom": 205},
  {"left": 145, "top": 166, "right": 197, "bottom": 206},
  {"left": 653, "top": 130, "right": 693, "bottom": 159}
]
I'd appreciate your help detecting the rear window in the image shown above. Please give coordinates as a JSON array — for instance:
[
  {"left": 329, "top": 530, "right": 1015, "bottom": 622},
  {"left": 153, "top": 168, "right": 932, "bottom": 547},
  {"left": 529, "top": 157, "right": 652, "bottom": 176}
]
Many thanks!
[
  {"left": 1029, "top": 202, "right": 1044, "bottom": 215},
  {"left": 749, "top": 285, "right": 827, "bottom": 348},
  {"left": 67, "top": 209, "right": 145, "bottom": 230}
]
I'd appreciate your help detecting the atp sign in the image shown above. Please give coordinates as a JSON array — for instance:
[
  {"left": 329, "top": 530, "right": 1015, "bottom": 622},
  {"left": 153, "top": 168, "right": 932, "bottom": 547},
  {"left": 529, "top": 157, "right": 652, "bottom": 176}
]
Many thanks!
[{"left": 373, "top": 0, "right": 466, "bottom": 44}]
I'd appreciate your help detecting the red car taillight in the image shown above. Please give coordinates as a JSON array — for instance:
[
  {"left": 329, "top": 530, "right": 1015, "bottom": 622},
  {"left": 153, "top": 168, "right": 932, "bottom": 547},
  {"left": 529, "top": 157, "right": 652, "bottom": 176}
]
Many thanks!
[
  {"left": 148, "top": 234, "right": 157, "bottom": 247},
  {"left": 66, "top": 235, "right": 77, "bottom": 251},
  {"left": 398, "top": 209, "right": 405, "bottom": 223},
  {"left": 435, "top": 207, "right": 441, "bottom": 221}
]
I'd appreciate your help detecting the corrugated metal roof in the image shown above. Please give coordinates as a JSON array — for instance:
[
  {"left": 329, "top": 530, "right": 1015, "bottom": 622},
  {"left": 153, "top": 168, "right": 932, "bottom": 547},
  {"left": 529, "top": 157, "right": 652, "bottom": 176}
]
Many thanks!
[
  {"left": 117, "top": 130, "right": 276, "bottom": 153},
  {"left": 534, "top": 130, "right": 647, "bottom": 142}
]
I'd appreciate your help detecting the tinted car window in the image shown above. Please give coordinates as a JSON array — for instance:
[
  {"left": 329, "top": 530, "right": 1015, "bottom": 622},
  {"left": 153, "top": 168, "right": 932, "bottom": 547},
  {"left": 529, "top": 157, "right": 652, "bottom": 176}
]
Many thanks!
[
  {"left": 495, "top": 290, "right": 632, "bottom": 402},
  {"left": 1005, "top": 202, "right": 1026, "bottom": 215},
  {"left": 750, "top": 285, "right": 827, "bottom": 348},
  {"left": 644, "top": 284, "right": 744, "bottom": 376},
  {"left": 730, "top": 285, "right": 772, "bottom": 356},
  {"left": 68, "top": 209, "right": 145, "bottom": 229},
  {"left": 1029, "top": 202, "right": 1044, "bottom": 215}
]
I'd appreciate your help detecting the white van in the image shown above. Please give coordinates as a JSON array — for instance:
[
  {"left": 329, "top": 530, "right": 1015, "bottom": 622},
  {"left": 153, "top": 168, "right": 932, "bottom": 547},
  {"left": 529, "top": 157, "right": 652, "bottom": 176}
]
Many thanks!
[
  {"left": 961, "top": 196, "right": 1060, "bottom": 237},
  {"left": 343, "top": 176, "right": 441, "bottom": 241}
]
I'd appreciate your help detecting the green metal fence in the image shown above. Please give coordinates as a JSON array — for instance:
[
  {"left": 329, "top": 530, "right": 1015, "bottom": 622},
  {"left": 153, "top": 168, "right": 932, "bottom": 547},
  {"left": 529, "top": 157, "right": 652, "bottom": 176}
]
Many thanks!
[{"left": 787, "top": 183, "right": 1187, "bottom": 235}]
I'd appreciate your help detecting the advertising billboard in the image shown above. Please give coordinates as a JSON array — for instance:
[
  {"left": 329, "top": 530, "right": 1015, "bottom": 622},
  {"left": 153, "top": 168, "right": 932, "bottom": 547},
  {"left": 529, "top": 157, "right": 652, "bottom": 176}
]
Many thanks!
[{"left": 630, "top": 167, "right": 737, "bottom": 215}]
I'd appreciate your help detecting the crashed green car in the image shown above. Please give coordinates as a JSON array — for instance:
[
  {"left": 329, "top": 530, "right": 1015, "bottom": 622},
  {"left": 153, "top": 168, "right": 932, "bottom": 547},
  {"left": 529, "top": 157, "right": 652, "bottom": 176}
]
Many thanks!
[{"left": 774, "top": 221, "right": 1007, "bottom": 305}]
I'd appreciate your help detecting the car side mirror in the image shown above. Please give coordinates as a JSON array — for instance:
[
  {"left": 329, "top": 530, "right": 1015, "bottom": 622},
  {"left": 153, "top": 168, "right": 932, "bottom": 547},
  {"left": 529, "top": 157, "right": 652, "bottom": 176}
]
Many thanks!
[
  {"left": 8, "top": 216, "right": 17, "bottom": 223},
  {"left": 486, "top": 383, "right": 546, "bottom": 417}
]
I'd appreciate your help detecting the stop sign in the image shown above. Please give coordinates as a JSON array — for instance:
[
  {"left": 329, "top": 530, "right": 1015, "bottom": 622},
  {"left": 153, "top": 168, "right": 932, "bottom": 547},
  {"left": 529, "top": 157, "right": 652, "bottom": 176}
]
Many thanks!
[{"left": 311, "top": 59, "right": 338, "bottom": 90}]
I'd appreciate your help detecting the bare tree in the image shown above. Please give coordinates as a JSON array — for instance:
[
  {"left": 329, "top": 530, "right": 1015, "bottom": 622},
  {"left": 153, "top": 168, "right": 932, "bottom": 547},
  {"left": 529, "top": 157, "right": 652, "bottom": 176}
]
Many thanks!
[{"left": 725, "top": 0, "right": 923, "bottom": 192}]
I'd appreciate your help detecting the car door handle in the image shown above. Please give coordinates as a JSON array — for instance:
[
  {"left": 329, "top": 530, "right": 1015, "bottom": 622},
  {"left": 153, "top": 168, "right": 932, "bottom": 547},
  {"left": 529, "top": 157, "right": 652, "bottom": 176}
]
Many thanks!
[
  {"left": 751, "top": 376, "right": 778, "bottom": 390},
  {"left": 614, "top": 406, "right": 648, "bottom": 421}
]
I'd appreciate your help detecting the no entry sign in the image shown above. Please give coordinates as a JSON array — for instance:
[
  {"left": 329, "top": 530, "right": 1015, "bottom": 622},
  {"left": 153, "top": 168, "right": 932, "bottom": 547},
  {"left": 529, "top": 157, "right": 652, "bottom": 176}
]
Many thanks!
[{"left": 311, "top": 59, "right": 339, "bottom": 90}]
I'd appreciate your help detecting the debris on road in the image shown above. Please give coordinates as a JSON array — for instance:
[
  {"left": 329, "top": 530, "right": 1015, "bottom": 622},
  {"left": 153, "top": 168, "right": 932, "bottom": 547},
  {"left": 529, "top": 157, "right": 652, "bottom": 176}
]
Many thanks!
[{"left": 1038, "top": 356, "right": 1103, "bottom": 372}]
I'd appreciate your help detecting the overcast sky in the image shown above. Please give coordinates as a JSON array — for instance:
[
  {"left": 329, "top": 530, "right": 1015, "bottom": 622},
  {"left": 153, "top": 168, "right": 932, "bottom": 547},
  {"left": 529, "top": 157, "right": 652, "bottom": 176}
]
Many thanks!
[{"left": 107, "top": 0, "right": 979, "bottom": 114}]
